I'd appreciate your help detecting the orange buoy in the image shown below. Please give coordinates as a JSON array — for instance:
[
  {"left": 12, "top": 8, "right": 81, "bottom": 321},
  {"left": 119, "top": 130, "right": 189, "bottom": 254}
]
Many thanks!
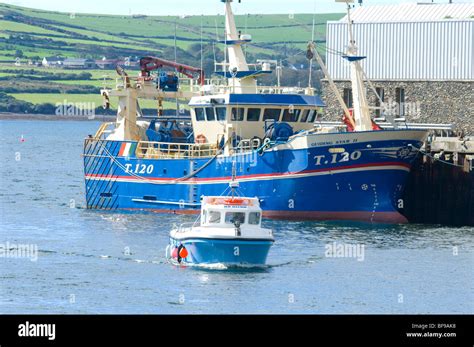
[
  {"left": 224, "top": 198, "right": 245, "bottom": 205},
  {"left": 179, "top": 247, "right": 188, "bottom": 259}
]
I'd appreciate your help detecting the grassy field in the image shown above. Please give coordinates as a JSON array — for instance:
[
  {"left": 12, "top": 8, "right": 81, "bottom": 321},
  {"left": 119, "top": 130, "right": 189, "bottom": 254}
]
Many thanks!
[
  {"left": 0, "top": 65, "right": 117, "bottom": 77},
  {"left": 1, "top": 3, "right": 341, "bottom": 59},
  {"left": 0, "top": 3, "right": 342, "bottom": 114},
  {"left": 9, "top": 93, "right": 187, "bottom": 110}
]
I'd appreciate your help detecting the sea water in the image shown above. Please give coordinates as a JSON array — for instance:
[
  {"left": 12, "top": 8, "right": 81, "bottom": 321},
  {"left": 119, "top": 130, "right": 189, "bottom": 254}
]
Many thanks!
[{"left": 1, "top": 120, "right": 473, "bottom": 314}]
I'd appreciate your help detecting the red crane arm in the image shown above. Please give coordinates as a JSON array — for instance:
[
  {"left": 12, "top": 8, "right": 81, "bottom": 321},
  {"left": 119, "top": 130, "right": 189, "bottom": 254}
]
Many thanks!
[{"left": 139, "top": 56, "right": 204, "bottom": 85}]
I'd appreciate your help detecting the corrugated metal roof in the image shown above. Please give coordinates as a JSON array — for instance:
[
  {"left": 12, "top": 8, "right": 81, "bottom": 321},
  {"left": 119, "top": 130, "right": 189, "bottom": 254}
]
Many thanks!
[
  {"left": 338, "top": 3, "right": 474, "bottom": 23},
  {"left": 326, "top": 20, "right": 474, "bottom": 80}
]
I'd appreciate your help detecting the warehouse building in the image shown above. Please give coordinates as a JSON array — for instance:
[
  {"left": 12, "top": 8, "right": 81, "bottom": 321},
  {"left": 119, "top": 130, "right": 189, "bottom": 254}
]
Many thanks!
[{"left": 321, "top": 2, "right": 474, "bottom": 134}]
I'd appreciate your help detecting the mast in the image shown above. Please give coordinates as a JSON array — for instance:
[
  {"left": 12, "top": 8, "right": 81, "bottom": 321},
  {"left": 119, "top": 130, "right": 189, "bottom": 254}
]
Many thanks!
[
  {"left": 341, "top": 0, "right": 372, "bottom": 131},
  {"left": 221, "top": 0, "right": 257, "bottom": 93},
  {"left": 224, "top": 1, "right": 248, "bottom": 73}
]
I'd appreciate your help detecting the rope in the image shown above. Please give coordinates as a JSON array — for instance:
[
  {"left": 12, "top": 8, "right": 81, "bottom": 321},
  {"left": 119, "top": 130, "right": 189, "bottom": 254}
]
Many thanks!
[
  {"left": 174, "top": 150, "right": 221, "bottom": 182},
  {"left": 96, "top": 140, "right": 166, "bottom": 184},
  {"left": 408, "top": 144, "right": 464, "bottom": 168}
]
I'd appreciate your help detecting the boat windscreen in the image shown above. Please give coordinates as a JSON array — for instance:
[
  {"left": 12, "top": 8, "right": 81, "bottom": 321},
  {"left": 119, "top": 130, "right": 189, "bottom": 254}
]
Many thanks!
[
  {"left": 225, "top": 212, "right": 245, "bottom": 225},
  {"left": 248, "top": 212, "right": 261, "bottom": 225},
  {"left": 216, "top": 107, "right": 227, "bottom": 121},
  {"left": 208, "top": 211, "right": 221, "bottom": 224}
]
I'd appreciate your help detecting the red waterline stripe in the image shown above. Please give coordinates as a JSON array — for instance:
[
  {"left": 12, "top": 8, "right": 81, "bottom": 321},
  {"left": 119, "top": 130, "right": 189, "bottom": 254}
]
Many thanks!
[
  {"left": 120, "top": 208, "right": 408, "bottom": 224},
  {"left": 85, "top": 161, "right": 411, "bottom": 182}
]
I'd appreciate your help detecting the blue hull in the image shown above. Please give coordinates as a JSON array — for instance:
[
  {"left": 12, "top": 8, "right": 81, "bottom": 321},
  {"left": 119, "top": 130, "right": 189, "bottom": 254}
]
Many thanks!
[
  {"left": 169, "top": 238, "right": 273, "bottom": 265},
  {"left": 83, "top": 130, "right": 426, "bottom": 223}
]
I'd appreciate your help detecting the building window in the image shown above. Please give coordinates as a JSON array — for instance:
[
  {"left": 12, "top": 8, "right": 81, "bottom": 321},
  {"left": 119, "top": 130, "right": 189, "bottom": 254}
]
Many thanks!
[
  {"left": 263, "top": 108, "right": 281, "bottom": 121},
  {"left": 247, "top": 108, "right": 261, "bottom": 121},
  {"left": 195, "top": 108, "right": 205, "bottom": 121},
  {"left": 375, "top": 87, "right": 384, "bottom": 117},
  {"left": 343, "top": 88, "right": 353, "bottom": 109},
  {"left": 395, "top": 87, "right": 405, "bottom": 117},
  {"left": 216, "top": 107, "right": 226, "bottom": 121},
  {"left": 205, "top": 107, "right": 215, "bottom": 121},
  {"left": 282, "top": 108, "right": 301, "bottom": 122},
  {"left": 231, "top": 107, "right": 244, "bottom": 121}
]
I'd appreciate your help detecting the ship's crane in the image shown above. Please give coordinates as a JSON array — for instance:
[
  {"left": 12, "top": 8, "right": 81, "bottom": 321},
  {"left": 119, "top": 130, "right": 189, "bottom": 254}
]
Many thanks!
[{"left": 139, "top": 56, "right": 205, "bottom": 85}]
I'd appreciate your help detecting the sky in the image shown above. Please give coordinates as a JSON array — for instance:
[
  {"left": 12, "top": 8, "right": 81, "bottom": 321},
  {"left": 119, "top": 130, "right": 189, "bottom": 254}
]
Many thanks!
[{"left": 0, "top": 0, "right": 450, "bottom": 16}]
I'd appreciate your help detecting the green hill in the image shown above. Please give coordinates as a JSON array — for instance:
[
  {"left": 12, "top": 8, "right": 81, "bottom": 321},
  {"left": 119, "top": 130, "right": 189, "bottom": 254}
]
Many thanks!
[
  {"left": 0, "top": 3, "right": 343, "bottom": 115},
  {"left": 0, "top": 3, "right": 342, "bottom": 60}
]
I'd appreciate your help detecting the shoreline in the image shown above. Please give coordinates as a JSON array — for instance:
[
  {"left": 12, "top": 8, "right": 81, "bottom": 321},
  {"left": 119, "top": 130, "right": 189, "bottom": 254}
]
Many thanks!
[{"left": 0, "top": 112, "right": 116, "bottom": 121}]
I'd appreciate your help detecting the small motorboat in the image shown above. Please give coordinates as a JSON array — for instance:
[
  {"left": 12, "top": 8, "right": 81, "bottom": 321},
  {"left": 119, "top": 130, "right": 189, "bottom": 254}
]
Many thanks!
[{"left": 166, "top": 181, "right": 274, "bottom": 267}]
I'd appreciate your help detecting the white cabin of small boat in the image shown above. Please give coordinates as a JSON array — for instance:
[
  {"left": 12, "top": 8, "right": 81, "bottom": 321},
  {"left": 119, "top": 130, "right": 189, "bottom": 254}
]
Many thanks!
[
  {"left": 200, "top": 196, "right": 263, "bottom": 228},
  {"left": 189, "top": 94, "right": 326, "bottom": 145}
]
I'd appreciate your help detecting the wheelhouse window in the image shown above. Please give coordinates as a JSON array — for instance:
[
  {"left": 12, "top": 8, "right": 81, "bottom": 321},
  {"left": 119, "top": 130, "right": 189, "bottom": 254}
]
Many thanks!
[
  {"left": 247, "top": 108, "right": 261, "bottom": 121},
  {"left": 300, "top": 109, "right": 309, "bottom": 122},
  {"left": 231, "top": 107, "right": 244, "bottom": 121},
  {"left": 282, "top": 108, "right": 301, "bottom": 122},
  {"left": 307, "top": 109, "right": 317, "bottom": 123},
  {"left": 205, "top": 107, "right": 215, "bottom": 121},
  {"left": 225, "top": 212, "right": 245, "bottom": 225},
  {"left": 263, "top": 108, "right": 281, "bottom": 121},
  {"left": 195, "top": 108, "right": 205, "bottom": 121},
  {"left": 216, "top": 107, "right": 227, "bottom": 121},
  {"left": 248, "top": 212, "right": 261, "bottom": 225},
  {"left": 208, "top": 211, "right": 221, "bottom": 224}
]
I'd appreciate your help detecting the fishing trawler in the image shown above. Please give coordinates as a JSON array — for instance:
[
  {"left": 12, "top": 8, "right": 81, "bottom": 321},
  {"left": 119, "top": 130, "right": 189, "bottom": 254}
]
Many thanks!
[
  {"left": 166, "top": 180, "right": 274, "bottom": 266},
  {"left": 83, "top": 0, "right": 428, "bottom": 223}
]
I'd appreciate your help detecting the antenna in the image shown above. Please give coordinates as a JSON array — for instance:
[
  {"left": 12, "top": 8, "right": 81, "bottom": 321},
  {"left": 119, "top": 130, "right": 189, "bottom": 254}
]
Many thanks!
[
  {"left": 230, "top": 160, "right": 239, "bottom": 197},
  {"left": 200, "top": 15, "right": 204, "bottom": 75},
  {"left": 214, "top": 18, "right": 220, "bottom": 41},
  {"left": 174, "top": 18, "right": 177, "bottom": 62},
  {"left": 308, "top": 1, "right": 316, "bottom": 90},
  {"left": 174, "top": 17, "right": 178, "bottom": 117}
]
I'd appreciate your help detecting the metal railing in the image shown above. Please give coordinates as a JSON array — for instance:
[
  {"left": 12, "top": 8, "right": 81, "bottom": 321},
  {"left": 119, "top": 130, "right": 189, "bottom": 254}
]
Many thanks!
[
  {"left": 93, "top": 122, "right": 115, "bottom": 140},
  {"left": 173, "top": 221, "right": 199, "bottom": 233},
  {"left": 312, "top": 120, "right": 454, "bottom": 132},
  {"left": 111, "top": 75, "right": 311, "bottom": 96},
  {"left": 235, "top": 138, "right": 261, "bottom": 152},
  {"left": 136, "top": 141, "right": 219, "bottom": 159}
]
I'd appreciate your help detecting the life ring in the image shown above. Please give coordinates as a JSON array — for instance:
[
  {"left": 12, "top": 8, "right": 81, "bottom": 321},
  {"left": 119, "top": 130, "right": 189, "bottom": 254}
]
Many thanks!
[{"left": 196, "top": 134, "right": 207, "bottom": 144}]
